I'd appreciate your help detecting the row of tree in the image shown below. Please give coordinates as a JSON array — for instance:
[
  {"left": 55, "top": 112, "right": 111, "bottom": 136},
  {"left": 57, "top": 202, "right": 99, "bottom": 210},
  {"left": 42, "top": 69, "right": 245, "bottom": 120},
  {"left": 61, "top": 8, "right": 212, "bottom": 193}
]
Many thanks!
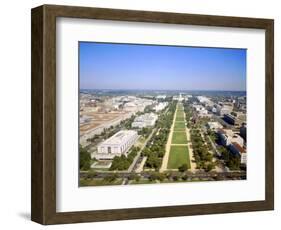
[
  {"left": 79, "top": 145, "right": 91, "bottom": 170},
  {"left": 109, "top": 146, "right": 140, "bottom": 171},
  {"left": 142, "top": 102, "right": 177, "bottom": 170},
  {"left": 138, "top": 127, "right": 153, "bottom": 139},
  {"left": 217, "top": 145, "right": 241, "bottom": 170},
  {"left": 190, "top": 125, "right": 215, "bottom": 172}
]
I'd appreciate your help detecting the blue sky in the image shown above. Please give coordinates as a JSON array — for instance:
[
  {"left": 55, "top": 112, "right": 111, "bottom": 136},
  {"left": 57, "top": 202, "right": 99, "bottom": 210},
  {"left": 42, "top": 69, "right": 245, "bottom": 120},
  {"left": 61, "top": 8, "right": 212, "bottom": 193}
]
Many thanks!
[{"left": 79, "top": 42, "right": 246, "bottom": 91}]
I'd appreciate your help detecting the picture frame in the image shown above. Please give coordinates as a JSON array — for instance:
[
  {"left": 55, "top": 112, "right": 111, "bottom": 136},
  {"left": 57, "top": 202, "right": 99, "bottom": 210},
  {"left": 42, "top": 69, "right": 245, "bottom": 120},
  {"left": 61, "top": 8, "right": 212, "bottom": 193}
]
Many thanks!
[{"left": 31, "top": 4, "right": 274, "bottom": 225}]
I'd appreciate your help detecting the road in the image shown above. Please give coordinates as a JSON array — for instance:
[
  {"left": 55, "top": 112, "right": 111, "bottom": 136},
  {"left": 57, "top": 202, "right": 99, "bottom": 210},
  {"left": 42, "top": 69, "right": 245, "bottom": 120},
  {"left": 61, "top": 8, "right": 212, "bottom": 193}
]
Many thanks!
[
  {"left": 121, "top": 127, "right": 157, "bottom": 185},
  {"left": 206, "top": 134, "right": 220, "bottom": 156},
  {"left": 81, "top": 171, "right": 246, "bottom": 181},
  {"left": 128, "top": 128, "right": 157, "bottom": 173},
  {"left": 123, "top": 104, "right": 171, "bottom": 184}
]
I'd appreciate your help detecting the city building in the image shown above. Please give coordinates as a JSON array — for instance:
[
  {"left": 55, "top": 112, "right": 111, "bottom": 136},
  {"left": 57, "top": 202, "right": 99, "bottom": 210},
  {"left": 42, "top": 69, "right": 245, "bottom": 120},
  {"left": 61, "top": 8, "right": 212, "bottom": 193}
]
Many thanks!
[
  {"left": 173, "top": 94, "right": 183, "bottom": 101},
  {"left": 153, "top": 102, "right": 168, "bottom": 112},
  {"left": 212, "top": 107, "right": 217, "bottom": 114},
  {"left": 215, "top": 103, "right": 233, "bottom": 116},
  {"left": 223, "top": 114, "right": 236, "bottom": 125},
  {"left": 197, "top": 96, "right": 214, "bottom": 107},
  {"left": 79, "top": 112, "right": 133, "bottom": 147},
  {"left": 217, "top": 129, "right": 244, "bottom": 147},
  {"left": 240, "top": 123, "right": 247, "bottom": 141},
  {"left": 224, "top": 113, "right": 246, "bottom": 127},
  {"left": 197, "top": 96, "right": 210, "bottom": 104},
  {"left": 207, "top": 122, "right": 223, "bottom": 131},
  {"left": 192, "top": 104, "right": 209, "bottom": 117},
  {"left": 132, "top": 113, "right": 158, "bottom": 128},
  {"left": 96, "top": 130, "right": 138, "bottom": 159},
  {"left": 156, "top": 95, "right": 166, "bottom": 99},
  {"left": 229, "top": 142, "right": 247, "bottom": 164},
  {"left": 182, "top": 95, "right": 191, "bottom": 101},
  {"left": 217, "top": 129, "right": 234, "bottom": 146},
  {"left": 123, "top": 102, "right": 137, "bottom": 112}
]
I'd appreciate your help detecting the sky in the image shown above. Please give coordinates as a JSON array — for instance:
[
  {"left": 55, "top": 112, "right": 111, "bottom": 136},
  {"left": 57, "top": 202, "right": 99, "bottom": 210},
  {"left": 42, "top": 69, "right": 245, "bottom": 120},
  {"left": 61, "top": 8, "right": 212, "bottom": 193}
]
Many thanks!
[{"left": 79, "top": 42, "right": 246, "bottom": 91}]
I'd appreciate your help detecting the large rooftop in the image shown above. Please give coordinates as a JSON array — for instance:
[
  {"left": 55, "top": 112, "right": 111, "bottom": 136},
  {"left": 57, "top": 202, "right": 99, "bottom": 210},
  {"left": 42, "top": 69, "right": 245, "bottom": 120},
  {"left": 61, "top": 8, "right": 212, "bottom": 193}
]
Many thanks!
[{"left": 100, "top": 130, "right": 137, "bottom": 145}]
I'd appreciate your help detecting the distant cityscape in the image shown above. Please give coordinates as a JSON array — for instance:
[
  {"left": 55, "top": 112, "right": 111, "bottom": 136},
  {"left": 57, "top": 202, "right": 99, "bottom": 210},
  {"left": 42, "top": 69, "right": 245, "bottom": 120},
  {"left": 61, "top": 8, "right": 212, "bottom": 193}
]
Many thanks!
[
  {"left": 79, "top": 90, "right": 247, "bottom": 186},
  {"left": 79, "top": 42, "right": 246, "bottom": 186}
]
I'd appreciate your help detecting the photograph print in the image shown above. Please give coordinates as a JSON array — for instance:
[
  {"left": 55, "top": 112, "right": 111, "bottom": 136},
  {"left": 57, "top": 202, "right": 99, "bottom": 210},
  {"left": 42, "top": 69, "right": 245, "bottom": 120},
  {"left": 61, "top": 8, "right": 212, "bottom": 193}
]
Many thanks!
[{"left": 79, "top": 42, "right": 247, "bottom": 187}]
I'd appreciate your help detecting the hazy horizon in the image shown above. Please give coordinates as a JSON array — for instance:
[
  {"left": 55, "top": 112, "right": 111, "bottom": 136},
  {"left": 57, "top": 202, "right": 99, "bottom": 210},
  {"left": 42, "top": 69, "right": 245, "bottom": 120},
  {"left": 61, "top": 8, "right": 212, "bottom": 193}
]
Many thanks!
[{"left": 79, "top": 42, "right": 246, "bottom": 91}]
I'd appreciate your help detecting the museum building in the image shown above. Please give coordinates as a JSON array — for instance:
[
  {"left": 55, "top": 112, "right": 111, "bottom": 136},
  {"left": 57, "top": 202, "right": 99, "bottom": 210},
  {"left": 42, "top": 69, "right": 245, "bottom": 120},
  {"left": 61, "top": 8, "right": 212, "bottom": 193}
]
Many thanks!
[{"left": 96, "top": 130, "right": 138, "bottom": 159}]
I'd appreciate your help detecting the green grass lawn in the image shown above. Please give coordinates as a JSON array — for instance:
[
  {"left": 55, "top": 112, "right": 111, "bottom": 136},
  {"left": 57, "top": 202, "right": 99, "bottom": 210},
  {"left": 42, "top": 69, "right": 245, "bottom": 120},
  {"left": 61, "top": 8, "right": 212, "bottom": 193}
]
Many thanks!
[
  {"left": 176, "top": 110, "right": 184, "bottom": 116},
  {"left": 167, "top": 146, "right": 190, "bottom": 169},
  {"left": 174, "top": 121, "right": 186, "bottom": 130},
  {"left": 175, "top": 117, "right": 185, "bottom": 122},
  {"left": 176, "top": 114, "right": 184, "bottom": 119},
  {"left": 172, "top": 131, "right": 187, "bottom": 144}
]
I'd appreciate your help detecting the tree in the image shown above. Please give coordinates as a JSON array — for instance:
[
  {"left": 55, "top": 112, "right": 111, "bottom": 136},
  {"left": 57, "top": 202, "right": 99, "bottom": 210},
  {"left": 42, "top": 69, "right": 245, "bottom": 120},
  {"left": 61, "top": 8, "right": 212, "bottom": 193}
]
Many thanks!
[
  {"left": 227, "top": 154, "right": 241, "bottom": 170},
  {"left": 148, "top": 172, "right": 165, "bottom": 181},
  {"left": 79, "top": 145, "right": 91, "bottom": 170},
  {"left": 104, "top": 173, "right": 118, "bottom": 182},
  {"left": 110, "top": 147, "right": 138, "bottom": 171},
  {"left": 128, "top": 173, "right": 140, "bottom": 181},
  {"left": 205, "top": 163, "right": 214, "bottom": 172},
  {"left": 178, "top": 163, "right": 188, "bottom": 172},
  {"left": 146, "top": 155, "right": 161, "bottom": 169},
  {"left": 181, "top": 174, "right": 188, "bottom": 181}
]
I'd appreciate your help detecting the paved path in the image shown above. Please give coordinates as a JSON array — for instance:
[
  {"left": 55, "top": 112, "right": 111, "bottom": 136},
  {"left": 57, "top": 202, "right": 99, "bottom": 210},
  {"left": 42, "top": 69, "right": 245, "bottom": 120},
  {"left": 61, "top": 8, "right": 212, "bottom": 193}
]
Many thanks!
[
  {"left": 135, "top": 156, "right": 147, "bottom": 173},
  {"left": 128, "top": 128, "right": 156, "bottom": 173}
]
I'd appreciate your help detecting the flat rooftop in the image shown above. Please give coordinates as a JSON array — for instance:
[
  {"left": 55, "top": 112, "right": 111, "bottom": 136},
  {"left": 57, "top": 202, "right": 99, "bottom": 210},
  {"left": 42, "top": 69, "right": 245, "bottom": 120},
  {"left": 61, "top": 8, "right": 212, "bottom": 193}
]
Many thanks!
[{"left": 101, "top": 130, "right": 137, "bottom": 146}]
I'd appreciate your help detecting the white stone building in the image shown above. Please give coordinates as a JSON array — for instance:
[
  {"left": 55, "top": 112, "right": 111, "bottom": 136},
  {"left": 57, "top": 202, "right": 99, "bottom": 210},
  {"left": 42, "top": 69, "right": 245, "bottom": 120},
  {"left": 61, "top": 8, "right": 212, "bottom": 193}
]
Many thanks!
[
  {"left": 173, "top": 94, "right": 184, "bottom": 101},
  {"left": 96, "top": 130, "right": 138, "bottom": 159},
  {"left": 132, "top": 113, "right": 158, "bottom": 128},
  {"left": 193, "top": 104, "right": 209, "bottom": 117},
  {"left": 156, "top": 95, "right": 166, "bottom": 99},
  {"left": 153, "top": 102, "right": 168, "bottom": 112},
  {"left": 216, "top": 104, "right": 233, "bottom": 116},
  {"left": 207, "top": 122, "right": 223, "bottom": 131}
]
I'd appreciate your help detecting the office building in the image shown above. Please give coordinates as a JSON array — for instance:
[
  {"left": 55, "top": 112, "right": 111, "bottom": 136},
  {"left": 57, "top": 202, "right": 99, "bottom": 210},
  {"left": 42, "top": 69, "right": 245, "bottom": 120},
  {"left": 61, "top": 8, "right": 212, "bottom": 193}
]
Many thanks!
[
  {"left": 96, "top": 130, "right": 138, "bottom": 159},
  {"left": 240, "top": 123, "right": 247, "bottom": 141},
  {"left": 207, "top": 122, "right": 223, "bottom": 131},
  {"left": 217, "top": 129, "right": 244, "bottom": 147},
  {"left": 229, "top": 142, "right": 247, "bottom": 164},
  {"left": 132, "top": 113, "right": 158, "bottom": 128},
  {"left": 153, "top": 102, "right": 168, "bottom": 112},
  {"left": 224, "top": 114, "right": 236, "bottom": 125}
]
